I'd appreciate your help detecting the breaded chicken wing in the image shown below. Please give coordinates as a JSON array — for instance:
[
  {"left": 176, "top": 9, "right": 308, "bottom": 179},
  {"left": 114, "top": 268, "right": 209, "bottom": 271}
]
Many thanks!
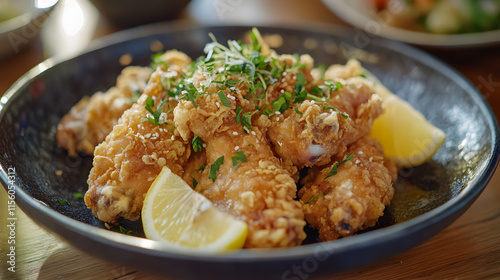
[
  {"left": 327, "top": 77, "right": 384, "bottom": 145},
  {"left": 298, "top": 136, "right": 397, "bottom": 241},
  {"left": 57, "top": 66, "right": 152, "bottom": 157},
  {"left": 174, "top": 90, "right": 306, "bottom": 248},
  {"left": 267, "top": 61, "right": 382, "bottom": 168},
  {"left": 85, "top": 51, "right": 193, "bottom": 224}
]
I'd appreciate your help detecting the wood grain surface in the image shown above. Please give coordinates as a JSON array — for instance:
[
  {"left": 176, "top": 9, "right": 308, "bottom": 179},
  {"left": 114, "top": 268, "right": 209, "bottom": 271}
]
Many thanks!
[{"left": 1, "top": 0, "right": 500, "bottom": 279}]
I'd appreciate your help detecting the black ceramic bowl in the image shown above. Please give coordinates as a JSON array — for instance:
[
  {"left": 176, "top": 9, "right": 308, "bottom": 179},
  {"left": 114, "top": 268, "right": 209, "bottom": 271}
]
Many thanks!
[{"left": 1, "top": 23, "right": 499, "bottom": 280}]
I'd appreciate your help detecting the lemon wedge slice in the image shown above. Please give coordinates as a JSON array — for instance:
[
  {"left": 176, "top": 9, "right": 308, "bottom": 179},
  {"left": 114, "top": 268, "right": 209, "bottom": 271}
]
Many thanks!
[
  {"left": 142, "top": 166, "right": 247, "bottom": 252},
  {"left": 365, "top": 71, "right": 446, "bottom": 168}
]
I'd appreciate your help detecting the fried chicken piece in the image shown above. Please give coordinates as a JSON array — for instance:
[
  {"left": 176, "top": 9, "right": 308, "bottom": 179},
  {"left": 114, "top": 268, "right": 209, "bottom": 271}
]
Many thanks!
[
  {"left": 298, "top": 136, "right": 397, "bottom": 241},
  {"left": 267, "top": 61, "right": 382, "bottom": 168},
  {"left": 327, "top": 77, "right": 384, "bottom": 145},
  {"left": 57, "top": 66, "right": 152, "bottom": 157},
  {"left": 85, "top": 50, "right": 192, "bottom": 224},
  {"left": 323, "top": 59, "right": 364, "bottom": 80},
  {"left": 174, "top": 89, "right": 306, "bottom": 248},
  {"left": 268, "top": 100, "right": 351, "bottom": 168}
]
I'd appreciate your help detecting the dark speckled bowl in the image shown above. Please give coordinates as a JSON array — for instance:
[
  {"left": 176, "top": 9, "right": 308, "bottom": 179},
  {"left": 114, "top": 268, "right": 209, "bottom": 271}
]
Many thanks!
[{"left": 1, "top": 23, "right": 499, "bottom": 280}]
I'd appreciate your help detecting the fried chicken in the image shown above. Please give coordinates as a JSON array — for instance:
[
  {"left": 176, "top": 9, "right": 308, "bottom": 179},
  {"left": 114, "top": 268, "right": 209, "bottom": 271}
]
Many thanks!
[
  {"left": 267, "top": 58, "right": 383, "bottom": 169},
  {"left": 57, "top": 66, "right": 152, "bottom": 157},
  {"left": 85, "top": 50, "right": 193, "bottom": 224},
  {"left": 174, "top": 87, "right": 306, "bottom": 248},
  {"left": 298, "top": 136, "right": 397, "bottom": 241}
]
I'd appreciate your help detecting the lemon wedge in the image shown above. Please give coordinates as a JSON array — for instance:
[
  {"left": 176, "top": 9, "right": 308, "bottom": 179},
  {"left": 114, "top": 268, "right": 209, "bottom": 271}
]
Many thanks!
[
  {"left": 142, "top": 166, "right": 247, "bottom": 252},
  {"left": 365, "top": 71, "right": 446, "bottom": 168}
]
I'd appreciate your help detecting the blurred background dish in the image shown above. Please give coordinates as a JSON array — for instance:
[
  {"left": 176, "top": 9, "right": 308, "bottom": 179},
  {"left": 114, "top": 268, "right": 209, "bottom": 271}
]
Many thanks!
[
  {"left": 0, "top": 0, "right": 58, "bottom": 59},
  {"left": 322, "top": 0, "right": 500, "bottom": 47},
  {"left": 88, "top": 0, "right": 191, "bottom": 28}
]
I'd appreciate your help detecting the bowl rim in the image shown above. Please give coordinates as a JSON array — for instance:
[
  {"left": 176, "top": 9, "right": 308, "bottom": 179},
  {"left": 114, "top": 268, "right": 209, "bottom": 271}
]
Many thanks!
[
  {"left": 1, "top": 22, "right": 499, "bottom": 263},
  {"left": 321, "top": 0, "right": 500, "bottom": 48}
]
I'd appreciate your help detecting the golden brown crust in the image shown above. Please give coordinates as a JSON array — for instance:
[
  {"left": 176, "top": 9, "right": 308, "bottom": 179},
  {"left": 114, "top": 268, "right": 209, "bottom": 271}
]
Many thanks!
[
  {"left": 174, "top": 86, "right": 306, "bottom": 248},
  {"left": 57, "top": 66, "right": 152, "bottom": 157},
  {"left": 299, "top": 136, "right": 397, "bottom": 241},
  {"left": 84, "top": 51, "right": 193, "bottom": 224}
]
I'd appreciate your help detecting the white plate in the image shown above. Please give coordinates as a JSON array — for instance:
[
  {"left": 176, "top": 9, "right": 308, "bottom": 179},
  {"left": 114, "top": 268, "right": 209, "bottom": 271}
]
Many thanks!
[{"left": 322, "top": 0, "right": 500, "bottom": 48}]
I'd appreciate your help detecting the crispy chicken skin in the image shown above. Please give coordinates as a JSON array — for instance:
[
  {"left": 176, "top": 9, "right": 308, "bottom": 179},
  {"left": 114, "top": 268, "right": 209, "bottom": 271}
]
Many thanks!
[
  {"left": 327, "top": 77, "right": 384, "bottom": 145},
  {"left": 85, "top": 51, "right": 192, "bottom": 224},
  {"left": 267, "top": 56, "right": 383, "bottom": 169},
  {"left": 57, "top": 66, "right": 152, "bottom": 157},
  {"left": 174, "top": 90, "right": 306, "bottom": 248},
  {"left": 298, "top": 136, "right": 397, "bottom": 241}
]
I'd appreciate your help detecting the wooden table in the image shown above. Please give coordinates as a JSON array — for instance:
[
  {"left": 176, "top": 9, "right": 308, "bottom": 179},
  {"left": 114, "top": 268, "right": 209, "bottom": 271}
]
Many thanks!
[{"left": 1, "top": 0, "right": 499, "bottom": 279}]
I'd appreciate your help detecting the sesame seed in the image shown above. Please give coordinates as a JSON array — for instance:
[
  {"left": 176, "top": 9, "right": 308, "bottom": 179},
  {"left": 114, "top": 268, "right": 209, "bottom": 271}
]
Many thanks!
[
  {"left": 355, "top": 159, "right": 361, "bottom": 164},
  {"left": 202, "top": 143, "right": 207, "bottom": 148},
  {"left": 233, "top": 131, "right": 238, "bottom": 135},
  {"left": 280, "top": 89, "right": 284, "bottom": 93},
  {"left": 281, "top": 78, "right": 286, "bottom": 82},
  {"left": 358, "top": 151, "right": 364, "bottom": 155},
  {"left": 275, "top": 111, "right": 281, "bottom": 115},
  {"left": 369, "top": 157, "right": 373, "bottom": 162},
  {"left": 171, "top": 136, "right": 175, "bottom": 140},
  {"left": 251, "top": 131, "right": 256, "bottom": 135},
  {"left": 235, "top": 146, "right": 240, "bottom": 150}
]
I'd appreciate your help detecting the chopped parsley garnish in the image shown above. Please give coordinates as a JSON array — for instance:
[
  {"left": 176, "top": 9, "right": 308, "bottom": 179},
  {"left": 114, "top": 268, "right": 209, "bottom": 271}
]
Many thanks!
[
  {"left": 73, "top": 192, "right": 83, "bottom": 199},
  {"left": 272, "top": 91, "right": 292, "bottom": 113},
  {"left": 217, "top": 90, "right": 231, "bottom": 107},
  {"left": 143, "top": 97, "right": 168, "bottom": 126},
  {"left": 231, "top": 151, "right": 248, "bottom": 170},
  {"left": 209, "top": 156, "right": 224, "bottom": 181},
  {"left": 236, "top": 106, "right": 254, "bottom": 133},
  {"left": 195, "top": 164, "right": 207, "bottom": 172},
  {"left": 181, "top": 83, "right": 200, "bottom": 107},
  {"left": 306, "top": 194, "right": 325, "bottom": 204},
  {"left": 293, "top": 107, "right": 302, "bottom": 115},
  {"left": 326, "top": 153, "right": 354, "bottom": 178},
  {"left": 192, "top": 135, "right": 204, "bottom": 152},
  {"left": 150, "top": 52, "right": 169, "bottom": 70},
  {"left": 322, "top": 106, "right": 349, "bottom": 119},
  {"left": 192, "top": 177, "right": 198, "bottom": 189},
  {"left": 57, "top": 198, "right": 70, "bottom": 205},
  {"left": 359, "top": 74, "right": 367, "bottom": 78},
  {"left": 119, "top": 226, "right": 132, "bottom": 235}
]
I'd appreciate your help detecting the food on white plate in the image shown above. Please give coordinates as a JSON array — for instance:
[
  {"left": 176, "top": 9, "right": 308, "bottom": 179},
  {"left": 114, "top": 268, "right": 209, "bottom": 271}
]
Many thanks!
[{"left": 374, "top": 0, "right": 500, "bottom": 34}]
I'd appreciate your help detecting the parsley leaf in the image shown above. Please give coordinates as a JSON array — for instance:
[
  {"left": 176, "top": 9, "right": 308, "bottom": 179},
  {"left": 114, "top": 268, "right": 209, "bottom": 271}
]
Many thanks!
[
  {"left": 326, "top": 153, "right": 354, "bottom": 178},
  {"left": 192, "top": 177, "right": 198, "bottom": 189},
  {"left": 57, "top": 198, "right": 70, "bottom": 205},
  {"left": 73, "top": 192, "right": 83, "bottom": 199},
  {"left": 236, "top": 106, "right": 253, "bottom": 133},
  {"left": 192, "top": 135, "right": 204, "bottom": 152},
  {"left": 322, "top": 106, "right": 349, "bottom": 119},
  {"left": 209, "top": 156, "right": 224, "bottom": 181},
  {"left": 272, "top": 91, "right": 292, "bottom": 113},
  {"left": 217, "top": 90, "right": 231, "bottom": 107},
  {"left": 231, "top": 151, "right": 248, "bottom": 170},
  {"left": 306, "top": 194, "right": 325, "bottom": 204},
  {"left": 119, "top": 226, "right": 132, "bottom": 235},
  {"left": 195, "top": 164, "right": 207, "bottom": 172},
  {"left": 150, "top": 52, "right": 168, "bottom": 70},
  {"left": 296, "top": 71, "right": 306, "bottom": 86},
  {"left": 144, "top": 97, "right": 168, "bottom": 126}
]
